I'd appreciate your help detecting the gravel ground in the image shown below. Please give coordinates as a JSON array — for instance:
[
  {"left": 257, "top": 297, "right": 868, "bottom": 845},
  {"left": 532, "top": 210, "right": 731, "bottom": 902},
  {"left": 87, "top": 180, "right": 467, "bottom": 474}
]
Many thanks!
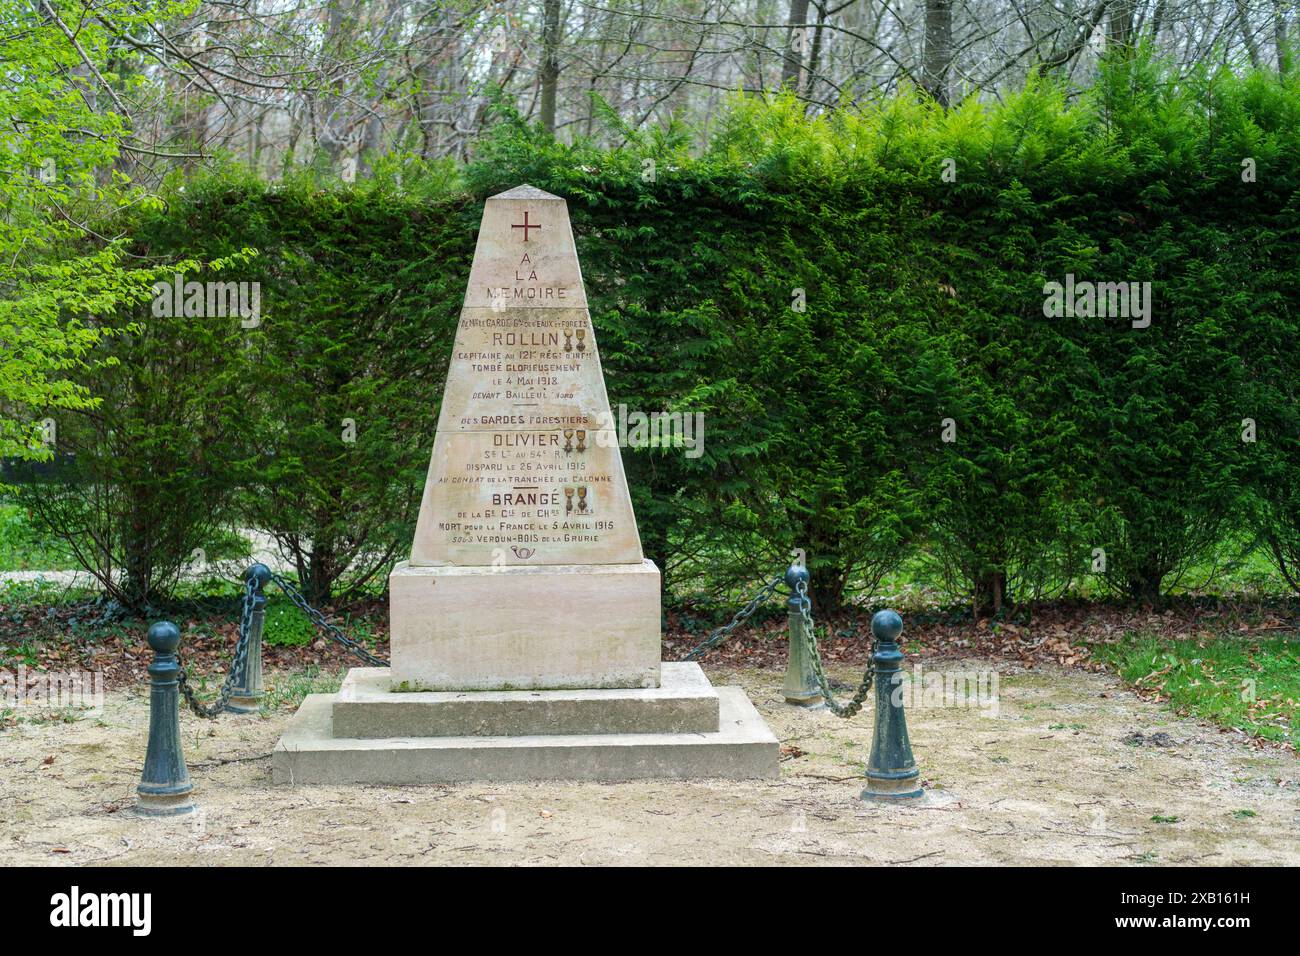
[{"left": 3, "top": 660, "right": 1296, "bottom": 866}]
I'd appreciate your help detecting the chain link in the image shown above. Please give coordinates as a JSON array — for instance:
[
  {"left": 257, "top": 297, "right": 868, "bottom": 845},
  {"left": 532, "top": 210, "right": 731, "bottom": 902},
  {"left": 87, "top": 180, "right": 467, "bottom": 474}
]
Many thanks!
[
  {"left": 177, "top": 574, "right": 258, "bottom": 719},
  {"left": 796, "top": 578, "right": 875, "bottom": 718},
  {"left": 681, "top": 571, "right": 785, "bottom": 661},
  {"left": 174, "top": 561, "right": 872, "bottom": 720},
  {"left": 176, "top": 569, "right": 386, "bottom": 720},
  {"left": 270, "top": 573, "right": 390, "bottom": 668}
]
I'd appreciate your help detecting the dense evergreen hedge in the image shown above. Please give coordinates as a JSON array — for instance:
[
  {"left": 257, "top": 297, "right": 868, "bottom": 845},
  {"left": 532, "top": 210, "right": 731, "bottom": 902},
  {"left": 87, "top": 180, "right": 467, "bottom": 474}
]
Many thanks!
[{"left": 26, "top": 58, "right": 1300, "bottom": 611}]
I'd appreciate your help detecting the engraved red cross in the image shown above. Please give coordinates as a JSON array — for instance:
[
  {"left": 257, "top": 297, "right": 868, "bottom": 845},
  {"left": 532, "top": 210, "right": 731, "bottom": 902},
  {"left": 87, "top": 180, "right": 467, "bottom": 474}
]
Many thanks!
[{"left": 511, "top": 210, "right": 541, "bottom": 241}]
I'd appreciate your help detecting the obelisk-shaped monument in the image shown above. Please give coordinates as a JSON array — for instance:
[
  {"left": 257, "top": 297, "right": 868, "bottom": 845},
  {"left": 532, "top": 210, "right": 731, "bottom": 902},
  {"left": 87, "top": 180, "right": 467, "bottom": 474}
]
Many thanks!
[
  {"left": 390, "top": 185, "right": 661, "bottom": 691},
  {"left": 272, "top": 187, "right": 779, "bottom": 784}
]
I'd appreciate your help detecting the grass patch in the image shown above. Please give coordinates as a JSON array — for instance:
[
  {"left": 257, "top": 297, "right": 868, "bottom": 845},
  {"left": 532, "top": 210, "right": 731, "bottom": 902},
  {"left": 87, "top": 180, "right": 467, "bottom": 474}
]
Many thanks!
[
  {"left": 262, "top": 666, "right": 344, "bottom": 712},
  {"left": 1166, "top": 532, "right": 1293, "bottom": 599},
  {"left": 1090, "top": 631, "right": 1300, "bottom": 746},
  {"left": 15, "top": 706, "right": 92, "bottom": 726},
  {"left": 262, "top": 595, "right": 318, "bottom": 647},
  {"left": 0, "top": 504, "right": 78, "bottom": 571},
  {"left": 0, "top": 637, "right": 41, "bottom": 667}
]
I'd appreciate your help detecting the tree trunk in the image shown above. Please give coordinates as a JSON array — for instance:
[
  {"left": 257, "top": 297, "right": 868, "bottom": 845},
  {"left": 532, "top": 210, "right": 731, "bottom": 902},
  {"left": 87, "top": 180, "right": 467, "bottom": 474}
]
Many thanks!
[
  {"left": 973, "top": 570, "right": 1007, "bottom": 618},
  {"left": 1127, "top": 568, "right": 1164, "bottom": 606},
  {"left": 1038, "top": 2, "right": 1111, "bottom": 77},
  {"left": 808, "top": 563, "right": 846, "bottom": 615},
  {"left": 806, "top": 3, "right": 826, "bottom": 99},
  {"left": 922, "top": 0, "right": 953, "bottom": 107},
  {"left": 121, "top": 494, "right": 156, "bottom": 612},
  {"left": 1235, "top": 0, "right": 1262, "bottom": 67},
  {"left": 317, "top": 0, "right": 356, "bottom": 170},
  {"left": 1107, "top": 0, "right": 1137, "bottom": 50},
  {"left": 1275, "top": 0, "right": 1292, "bottom": 73},
  {"left": 304, "top": 535, "right": 338, "bottom": 607},
  {"left": 1148, "top": 0, "right": 1167, "bottom": 42},
  {"left": 781, "top": 0, "right": 811, "bottom": 91},
  {"left": 539, "top": 0, "right": 562, "bottom": 134}
]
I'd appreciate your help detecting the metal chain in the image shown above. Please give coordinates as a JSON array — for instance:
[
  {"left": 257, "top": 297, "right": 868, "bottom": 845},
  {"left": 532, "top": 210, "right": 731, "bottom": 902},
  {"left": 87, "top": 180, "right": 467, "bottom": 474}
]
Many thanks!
[
  {"left": 172, "top": 562, "right": 869, "bottom": 719},
  {"left": 682, "top": 571, "right": 785, "bottom": 661},
  {"left": 177, "top": 574, "right": 258, "bottom": 719},
  {"left": 796, "top": 578, "right": 875, "bottom": 718},
  {"left": 270, "top": 573, "right": 390, "bottom": 667}
]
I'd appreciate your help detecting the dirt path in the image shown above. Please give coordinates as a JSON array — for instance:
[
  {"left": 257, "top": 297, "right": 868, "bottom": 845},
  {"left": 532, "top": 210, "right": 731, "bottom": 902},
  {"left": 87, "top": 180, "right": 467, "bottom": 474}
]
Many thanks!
[{"left": 3, "top": 661, "right": 1296, "bottom": 866}]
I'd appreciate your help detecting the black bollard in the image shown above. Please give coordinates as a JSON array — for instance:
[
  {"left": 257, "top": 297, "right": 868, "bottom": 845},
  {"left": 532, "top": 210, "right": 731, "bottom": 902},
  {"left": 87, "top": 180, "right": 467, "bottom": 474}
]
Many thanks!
[
  {"left": 136, "top": 621, "right": 196, "bottom": 817},
  {"left": 226, "top": 563, "right": 272, "bottom": 714},
  {"left": 861, "top": 609, "right": 924, "bottom": 801}
]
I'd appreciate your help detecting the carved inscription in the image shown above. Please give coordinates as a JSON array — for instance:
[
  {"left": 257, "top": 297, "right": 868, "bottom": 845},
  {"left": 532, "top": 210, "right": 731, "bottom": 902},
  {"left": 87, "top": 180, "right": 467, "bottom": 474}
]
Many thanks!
[{"left": 410, "top": 187, "right": 643, "bottom": 566}]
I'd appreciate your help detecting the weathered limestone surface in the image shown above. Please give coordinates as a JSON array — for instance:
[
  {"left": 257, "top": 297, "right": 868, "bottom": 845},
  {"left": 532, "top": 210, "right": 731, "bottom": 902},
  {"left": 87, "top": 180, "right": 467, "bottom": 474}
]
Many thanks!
[
  {"left": 408, "top": 185, "right": 640, "bottom": 569},
  {"left": 389, "top": 559, "right": 661, "bottom": 691},
  {"left": 392, "top": 184, "right": 655, "bottom": 692},
  {"left": 332, "top": 663, "right": 718, "bottom": 738},
  {"left": 272, "top": 687, "right": 780, "bottom": 784}
]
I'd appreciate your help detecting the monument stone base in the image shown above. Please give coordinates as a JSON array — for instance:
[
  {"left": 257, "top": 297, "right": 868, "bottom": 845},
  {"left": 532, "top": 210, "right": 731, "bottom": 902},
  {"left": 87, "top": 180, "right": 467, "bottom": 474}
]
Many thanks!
[
  {"left": 389, "top": 559, "right": 662, "bottom": 692},
  {"left": 272, "top": 662, "right": 779, "bottom": 784}
]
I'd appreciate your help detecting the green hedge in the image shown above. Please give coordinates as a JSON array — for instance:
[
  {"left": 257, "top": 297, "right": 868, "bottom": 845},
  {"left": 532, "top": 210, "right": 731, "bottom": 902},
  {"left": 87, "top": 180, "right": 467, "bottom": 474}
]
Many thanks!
[
  {"left": 17, "top": 169, "right": 474, "bottom": 607},
  {"left": 23, "top": 56, "right": 1300, "bottom": 611}
]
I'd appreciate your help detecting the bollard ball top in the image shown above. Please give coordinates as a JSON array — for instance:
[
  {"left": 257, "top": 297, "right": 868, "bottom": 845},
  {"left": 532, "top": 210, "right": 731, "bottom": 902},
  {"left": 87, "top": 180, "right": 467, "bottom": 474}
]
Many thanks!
[
  {"left": 146, "top": 621, "right": 182, "bottom": 653},
  {"left": 246, "top": 562, "right": 274, "bottom": 588},
  {"left": 870, "top": 609, "right": 904, "bottom": 643},
  {"left": 784, "top": 563, "right": 810, "bottom": 591}
]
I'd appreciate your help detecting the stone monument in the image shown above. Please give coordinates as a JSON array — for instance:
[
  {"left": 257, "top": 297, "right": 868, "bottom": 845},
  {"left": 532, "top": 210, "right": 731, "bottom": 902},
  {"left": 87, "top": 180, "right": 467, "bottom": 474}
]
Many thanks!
[{"left": 273, "top": 185, "right": 778, "bottom": 783}]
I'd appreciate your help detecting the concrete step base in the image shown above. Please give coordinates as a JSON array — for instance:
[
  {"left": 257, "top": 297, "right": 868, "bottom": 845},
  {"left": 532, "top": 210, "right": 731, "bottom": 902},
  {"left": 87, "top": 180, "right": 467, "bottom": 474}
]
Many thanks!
[
  {"left": 333, "top": 662, "right": 720, "bottom": 738},
  {"left": 272, "top": 686, "right": 779, "bottom": 784}
]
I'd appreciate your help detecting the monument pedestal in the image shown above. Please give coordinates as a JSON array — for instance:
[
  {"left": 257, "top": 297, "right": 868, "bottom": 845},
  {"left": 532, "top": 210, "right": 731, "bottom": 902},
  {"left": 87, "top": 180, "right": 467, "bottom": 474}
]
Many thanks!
[
  {"left": 271, "top": 662, "right": 779, "bottom": 784},
  {"left": 389, "top": 560, "right": 661, "bottom": 692},
  {"left": 273, "top": 184, "right": 780, "bottom": 785}
]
